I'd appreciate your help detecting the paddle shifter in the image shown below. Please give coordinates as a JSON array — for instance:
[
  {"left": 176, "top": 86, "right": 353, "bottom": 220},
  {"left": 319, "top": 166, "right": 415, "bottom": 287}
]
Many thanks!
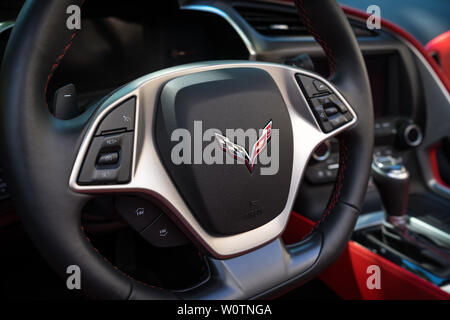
[{"left": 371, "top": 156, "right": 410, "bottom": 227}]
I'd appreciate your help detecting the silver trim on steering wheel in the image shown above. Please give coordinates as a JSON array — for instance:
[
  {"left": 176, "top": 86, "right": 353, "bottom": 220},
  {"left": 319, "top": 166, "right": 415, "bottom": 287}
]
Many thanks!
[{"left": 69, "top": 61, "right": 357, "bottom": 258}]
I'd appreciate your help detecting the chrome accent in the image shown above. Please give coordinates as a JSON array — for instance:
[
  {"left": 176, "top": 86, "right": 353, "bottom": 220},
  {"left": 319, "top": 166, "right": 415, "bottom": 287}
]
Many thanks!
[
  {"left": 183, "top": 236, "right": 322, "bottom": 299},
  {"left": 0, "top": 21, "right": 14, "bottom": 34},
  {"left": 69, "top": 61, "right": 357, "bottom": 258},
  {"left": 328, "top": 163, "right": 339, "bottom": 170},
  {"left": 270, "top": 24, "right": 289, "bottom": 31},
  {"left": 312, "top": 140, "right": 331, "bottom": 162},
  {"left": 409, "top": 217, "right": 450, "bottom": 248},
  {"left": 372, "top": 156, "right": 409, "bottom": 180},
  {"left": 214, "top": 120, "right": 272, "bottom": 173},
  {"left": 354, "top": 211, "right": 384, "bottom": 231},
  {"left": 355, "top": 210, "right": 450, "bottom": 248},
  {"left": 404, "top": 123, "right": 423, "bottom": 147},
  {"left": 181, "top": 4, "right": 257, "bottom": 60},
  {"left": 428, "top": 180, "right": 450, "bottom": 200},
  {"left": 440, "top": 283, "right": 450, "bottom": 294}
]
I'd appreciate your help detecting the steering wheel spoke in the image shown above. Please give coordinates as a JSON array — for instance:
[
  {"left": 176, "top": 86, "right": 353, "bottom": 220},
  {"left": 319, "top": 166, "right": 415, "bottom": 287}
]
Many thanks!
[
  {"left": 69, "top": 62, "right": 357, "bottom": 260},
  {"left": 175, "top": 233, "right": 322, "bottom": 300}
]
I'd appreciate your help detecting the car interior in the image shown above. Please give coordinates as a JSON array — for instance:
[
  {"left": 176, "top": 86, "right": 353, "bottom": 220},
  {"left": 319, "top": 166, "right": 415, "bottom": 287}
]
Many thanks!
[{"left": 0, "top": 0, "right": 449, "bottom": 300}]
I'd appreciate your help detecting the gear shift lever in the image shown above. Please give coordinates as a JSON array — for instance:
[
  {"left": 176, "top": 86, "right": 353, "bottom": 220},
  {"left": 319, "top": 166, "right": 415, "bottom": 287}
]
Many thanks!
[
  {"left": 371, "top": 156, "right": 410, "bottom": 227},
  {"left": 371, "top": 156, "right": 450, "bottom": 260}
]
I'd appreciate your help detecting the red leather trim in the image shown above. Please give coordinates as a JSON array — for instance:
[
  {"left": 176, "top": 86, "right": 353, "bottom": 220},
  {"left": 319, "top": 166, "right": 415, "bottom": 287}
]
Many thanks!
[
  {"left": 429, "top": 145, "right": 450, "bottom": 189},
  {"left": 426, "top": 31, "right": 450, "bottom": 81},
  {"left": 282, "top": 213, "right": 450, "bottom": 299},
  {"left": 282, "top": 211, "right": 315, "bottom": 245},
  {"left": 319, "top": 241, "right": 450, "bottom": 300},
  {"left": 341, "top": 5, "right": 450, "bottom": 94}
]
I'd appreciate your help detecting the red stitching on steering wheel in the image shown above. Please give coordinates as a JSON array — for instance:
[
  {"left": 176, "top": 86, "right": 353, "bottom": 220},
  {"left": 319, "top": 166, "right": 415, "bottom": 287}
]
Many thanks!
[
  {"left": 81, "top": 226, "right": 166, "bottom": 291},
  {"left": 293, "top": 0, "right": 336, "bottom": 77},
  {"left": 81, "top": 226, "right": 208, "bottom": 293},
  {"left": 293, "top": 0, "right": 348, "bottom": 240},
  {"left": 51, "top": 0, "right": 346, "bottom": 292},
  {"left": 41, "top": 0, "right": 166, "bottom": 296},
  {"left": 44, "top": 0, "right": 86, "bottom": 107},
  {"left": 300, "top": 139, "right": 348, "bottom": 240}
]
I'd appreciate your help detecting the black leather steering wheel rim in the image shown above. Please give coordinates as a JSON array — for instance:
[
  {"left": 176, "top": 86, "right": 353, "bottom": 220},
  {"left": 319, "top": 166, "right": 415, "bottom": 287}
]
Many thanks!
[{"left": 0, "top": 0, "right": 373, "bottom": 299}]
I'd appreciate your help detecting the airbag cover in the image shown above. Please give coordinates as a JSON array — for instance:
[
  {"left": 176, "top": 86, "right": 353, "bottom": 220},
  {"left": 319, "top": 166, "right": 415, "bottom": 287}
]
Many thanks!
[{"left": 156, "top": 68, "right": 293, "bottom": 235}]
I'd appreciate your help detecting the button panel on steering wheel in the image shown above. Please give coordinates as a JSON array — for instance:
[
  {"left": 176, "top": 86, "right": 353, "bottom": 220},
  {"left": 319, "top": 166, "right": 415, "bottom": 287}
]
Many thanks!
[
  {"left": 77, "top": 98, "right": 136, "bottom": 185},
  {"left": 296, "top": 74, "right": 354, "bottom": 133}
]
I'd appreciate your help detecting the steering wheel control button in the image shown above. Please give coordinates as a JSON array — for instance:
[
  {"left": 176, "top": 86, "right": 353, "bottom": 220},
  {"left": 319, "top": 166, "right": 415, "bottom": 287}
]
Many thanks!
[
  {"left": 116, "top": 196, "right": 161, "bottom": 232},
  {"left": 325, "top": 107, "right": 338, "bottom": 116},
  {"left": 97, "top": 152, "right": 119, "bottom": 165},
  {"left": 103, "top": 136, "right": 122, "bottom": 148},
  {"left": 313, "top": 80, "right": 331, "bottom": 93},
  {"left": 51, "top": 83, "right": 79, "bottom": 120},
  {"left": 331, "top": 113, "right": 353, "bottom": 129},
  {"left": 331, "top": 97, "right": 348, "bottom": 114},
  {"left": 140, "top": 214, "right": 189, "bottom": 248},
  {"left": 296, "top": 74, "right": 331, "bottom": 98},
  {"left": 308, "top": 94, "right": 352, "bottom": 132},
  {"left": 310, "top": 99, "right": 332, "bottom": 132},
  {"left": 329, "top": 115, "right": 347, "bottom": 128},
  {"left": 306, "top": 166, "right": 338, "bottom": 184},
  {"left": 78, "top": 132, "right": 134, "bottom": 185},
  {"left": 296, "top": 74, "right": 318, "bottom": 97},
  {"left": 95, "top": 97, "right": 136, "bottom": 136},
  {"left": 312, "top": 141, "right": 331, "bottom": 162}
]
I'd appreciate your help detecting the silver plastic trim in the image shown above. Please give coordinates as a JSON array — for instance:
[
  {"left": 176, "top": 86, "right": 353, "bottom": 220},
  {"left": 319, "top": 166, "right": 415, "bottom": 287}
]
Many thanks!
[
  {"left": 69, "top": 61, "right": 357, "bottom": 258},
  {"left": 0, "top": 21, "right": 14, "bottom": 34},
  {"left": 181, "top": 4, "right": 257, "bottom": 60},
  {"left": 182, "top": 236, "right": 322, "bottom": 299},
  {"left": 395, "top": 36, "right": 450, "bottom": 199},
  {"left": 401, "top": 42, "right": 450, "bottom": 104},
  {"left": 404, "top": 124, "right": 423, "bottom": 147},
  {"left": 355, "top": 210, "right": 450, "bottom": 248},
  {"left": 409, "top": 217, "right": 450, "bottom": 248},
  {"left": 440, "top": 283, "right": 450, "bottom": 294},
  {"left": 354, "top": 210, "right": 384, "bottom": 231},
  {"left": 428, "top": 180, "right": 450, "bottom": 199},
  {"left": 343, "top": 14, "right": 450, "bottom": 199}
]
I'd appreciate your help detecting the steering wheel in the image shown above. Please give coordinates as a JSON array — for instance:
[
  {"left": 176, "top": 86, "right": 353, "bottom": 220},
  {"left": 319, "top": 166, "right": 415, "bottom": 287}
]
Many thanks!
[{"left": 0, "top": 0, "right": 373, "bottom": 299}]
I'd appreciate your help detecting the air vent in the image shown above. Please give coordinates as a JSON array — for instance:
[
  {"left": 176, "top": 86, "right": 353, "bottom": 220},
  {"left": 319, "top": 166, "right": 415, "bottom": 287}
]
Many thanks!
[
  {"left": 234, "top": 5, "right": 378, "bottom": 38},
  {"left": 351, "top": 23, "right": 378, "bottom": 37},
  {"left": 234, "top": 5, "right": 309, "bottom": 36}
]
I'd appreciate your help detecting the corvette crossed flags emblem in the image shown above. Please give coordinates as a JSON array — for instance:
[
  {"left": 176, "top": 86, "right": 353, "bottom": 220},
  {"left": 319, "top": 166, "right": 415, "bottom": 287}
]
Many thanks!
[{"left": 214, "top": 121, "right": 272, "bottom": 173}]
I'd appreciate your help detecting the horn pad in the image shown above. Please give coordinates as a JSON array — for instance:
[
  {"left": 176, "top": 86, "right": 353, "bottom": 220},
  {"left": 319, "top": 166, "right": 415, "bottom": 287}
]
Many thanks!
[{"left": 156, "top": 68, "right": 293, "bottom": 235}]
